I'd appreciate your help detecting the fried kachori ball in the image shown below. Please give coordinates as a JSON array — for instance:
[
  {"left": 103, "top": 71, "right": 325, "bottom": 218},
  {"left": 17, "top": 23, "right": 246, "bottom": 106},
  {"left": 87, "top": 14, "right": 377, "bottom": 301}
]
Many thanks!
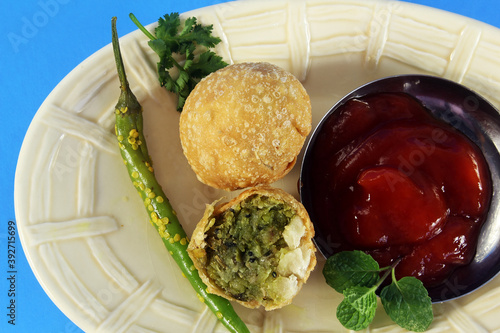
[{"left": 179, "top": 62, "right": 312, "bottom": 191}]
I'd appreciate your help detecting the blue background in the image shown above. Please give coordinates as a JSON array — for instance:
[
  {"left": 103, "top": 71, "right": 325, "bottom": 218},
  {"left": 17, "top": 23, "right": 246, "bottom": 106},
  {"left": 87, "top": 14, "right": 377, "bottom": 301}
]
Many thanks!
[{"left": 1, "top": 0, "right": 498, "bottom": 332}]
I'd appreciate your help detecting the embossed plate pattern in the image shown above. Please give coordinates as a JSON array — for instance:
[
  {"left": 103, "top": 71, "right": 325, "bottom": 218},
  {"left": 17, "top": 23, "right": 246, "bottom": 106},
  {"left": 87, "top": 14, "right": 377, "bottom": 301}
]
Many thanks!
[{"left": 14, "top": 0, "right": 500, "bottom": 332}]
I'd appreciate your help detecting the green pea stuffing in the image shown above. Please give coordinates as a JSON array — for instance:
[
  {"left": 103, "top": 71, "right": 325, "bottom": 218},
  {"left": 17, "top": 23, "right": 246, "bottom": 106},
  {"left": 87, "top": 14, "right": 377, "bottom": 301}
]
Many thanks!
[
  {"left": 206, "top": 195, "right": 294, "bottom": 302},
  {"left": 188, "top": 187, "right": 317, "bottom": 311}
]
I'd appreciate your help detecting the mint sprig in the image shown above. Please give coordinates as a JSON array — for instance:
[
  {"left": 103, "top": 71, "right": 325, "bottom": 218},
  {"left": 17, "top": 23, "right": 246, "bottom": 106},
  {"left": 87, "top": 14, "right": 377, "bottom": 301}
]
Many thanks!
[{"left": 323, "top": 250, "right": 433, "bottom": 331}]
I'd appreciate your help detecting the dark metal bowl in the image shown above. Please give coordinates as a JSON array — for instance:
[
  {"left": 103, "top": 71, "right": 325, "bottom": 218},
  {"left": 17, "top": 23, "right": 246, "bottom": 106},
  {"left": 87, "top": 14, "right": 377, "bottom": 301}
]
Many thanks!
[{"left": 300, "top": 74, "right": 500, "bottom": 303}]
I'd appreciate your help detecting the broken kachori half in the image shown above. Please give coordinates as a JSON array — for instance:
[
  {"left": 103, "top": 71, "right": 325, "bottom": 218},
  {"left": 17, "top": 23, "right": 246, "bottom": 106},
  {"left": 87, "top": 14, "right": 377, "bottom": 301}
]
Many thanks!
[
  {"left": 187, "top": 186, "right": 316, "bottom": 311},
  {"left": 179, "top": 62, "right": 312, "bottom": 191}
]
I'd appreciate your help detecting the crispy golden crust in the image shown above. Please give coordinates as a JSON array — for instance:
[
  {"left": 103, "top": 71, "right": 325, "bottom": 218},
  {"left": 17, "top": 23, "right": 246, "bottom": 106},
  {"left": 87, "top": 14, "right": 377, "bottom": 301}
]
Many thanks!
[
  {"left": 188, "top": 186, "right": 317, "bottom": 310},
  {"left": 179, "top": 62, "right": 312, "bottom": 191}
]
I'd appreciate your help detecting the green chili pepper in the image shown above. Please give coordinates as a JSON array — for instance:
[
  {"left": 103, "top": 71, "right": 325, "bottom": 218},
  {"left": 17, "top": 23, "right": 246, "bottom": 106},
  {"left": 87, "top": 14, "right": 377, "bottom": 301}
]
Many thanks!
[{"left": 111, "top": 17, "right": 250, "bottom": 333}]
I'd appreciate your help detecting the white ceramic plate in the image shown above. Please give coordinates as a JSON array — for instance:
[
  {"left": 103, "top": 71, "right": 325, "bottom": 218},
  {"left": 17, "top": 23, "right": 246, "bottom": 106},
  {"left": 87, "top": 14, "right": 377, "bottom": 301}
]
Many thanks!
[{"left": 14, "top": 0, "right": 500, "bottom": 332}]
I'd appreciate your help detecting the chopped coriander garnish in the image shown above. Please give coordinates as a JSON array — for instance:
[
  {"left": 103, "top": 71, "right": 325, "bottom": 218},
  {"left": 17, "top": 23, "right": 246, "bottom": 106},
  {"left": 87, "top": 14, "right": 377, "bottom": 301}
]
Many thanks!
[{"left": 130, "top": 12, "right": 228, "bottom": 111}]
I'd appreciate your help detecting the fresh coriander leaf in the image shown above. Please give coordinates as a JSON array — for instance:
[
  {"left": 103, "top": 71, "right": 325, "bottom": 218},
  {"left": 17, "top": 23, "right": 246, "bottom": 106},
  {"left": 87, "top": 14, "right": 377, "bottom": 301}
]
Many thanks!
[
  {"left": 337, "top": 286, "right": 377, "bottom": 331},
  {"left": 176, "top": 71, "right": 190, "bottom": 92},
  {"left": 380, "top": 276, "right": 433, "bottom": 332},
  {"left": 177, "top": 16, "right": 221, "bottom": 49},
  {"left": 130, "top": 12, "right": 228, "bottom": 111},
  {"left": 323, "top": 250, "right": 380, "bottom": 293},
  {"left": 148, "top": 39, "right": 167, "bottom": 58},
  {"left": 155, "top": 13, "right": 181, "bottom": 50},
  {"left": 176, "top": 71, "right": 193, "bottom": 111},
  {"left": 181, "top": 17, "right": 198, "bottom": 36},
  {"left": 189, "top": 51, "right": 227, "bottom": 78}
]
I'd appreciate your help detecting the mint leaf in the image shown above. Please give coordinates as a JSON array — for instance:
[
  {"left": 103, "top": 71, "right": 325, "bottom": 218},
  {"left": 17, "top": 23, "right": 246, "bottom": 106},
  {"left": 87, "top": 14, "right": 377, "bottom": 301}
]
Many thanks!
[
  {"left": 337, "top": 286, "right": 377, "bottom": 331},
  {"left": 380, "top": 276, "right": 433, "bottom": 332},
  {"left": 323, "top": 250, "right": 380, "bottom": 293}
]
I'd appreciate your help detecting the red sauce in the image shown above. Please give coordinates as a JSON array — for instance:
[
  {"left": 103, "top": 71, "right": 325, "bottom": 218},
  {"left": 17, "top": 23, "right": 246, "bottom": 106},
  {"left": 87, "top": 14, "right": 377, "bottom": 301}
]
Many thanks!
[{"left": 307, "top": 92, "right": 491, "bottom": 287}]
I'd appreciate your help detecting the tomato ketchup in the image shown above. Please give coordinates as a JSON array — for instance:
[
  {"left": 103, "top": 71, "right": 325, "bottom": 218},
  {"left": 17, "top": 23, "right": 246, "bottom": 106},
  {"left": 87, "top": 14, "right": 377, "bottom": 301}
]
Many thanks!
[{"left": 306, "top": 92, "right": 492, "bottom": 287}]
